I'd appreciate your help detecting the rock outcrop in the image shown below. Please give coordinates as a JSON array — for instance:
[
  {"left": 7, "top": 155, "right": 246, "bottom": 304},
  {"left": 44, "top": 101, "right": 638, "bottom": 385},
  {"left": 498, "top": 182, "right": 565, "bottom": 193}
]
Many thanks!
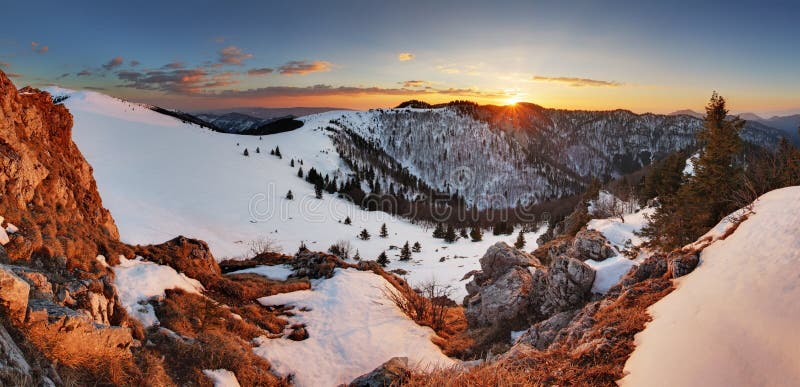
[
  {"left": 534, "top": 228, "right": 616, "bottom": 265},
  {"left": 134, "top": 236, "right": 222, "bottom": 287},
  {"left": 348, "top": 357, "right": 410, "bottom": 387},
  {"left": 463, "top": 242, "right": 595, "bottom": 331}
]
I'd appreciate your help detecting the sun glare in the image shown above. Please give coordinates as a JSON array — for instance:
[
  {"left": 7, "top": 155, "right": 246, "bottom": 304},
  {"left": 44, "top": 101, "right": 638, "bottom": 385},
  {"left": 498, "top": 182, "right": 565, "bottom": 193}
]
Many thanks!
[{"left": 506, "top": 96, "right": 520, "bottom": 105}]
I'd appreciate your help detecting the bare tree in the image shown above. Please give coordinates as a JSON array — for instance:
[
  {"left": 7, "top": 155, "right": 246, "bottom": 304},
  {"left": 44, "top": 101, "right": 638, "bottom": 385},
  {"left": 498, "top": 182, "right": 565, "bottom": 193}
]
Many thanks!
[{"left": 248, "top": 237, "right": 282, "bottom": 256}]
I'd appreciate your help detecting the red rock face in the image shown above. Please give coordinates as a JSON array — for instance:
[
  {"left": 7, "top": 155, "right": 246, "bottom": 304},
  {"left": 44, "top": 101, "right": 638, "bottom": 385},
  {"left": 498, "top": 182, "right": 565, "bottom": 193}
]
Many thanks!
[{"left": 0, "top": 70, "right": 130, "bottom": 270}]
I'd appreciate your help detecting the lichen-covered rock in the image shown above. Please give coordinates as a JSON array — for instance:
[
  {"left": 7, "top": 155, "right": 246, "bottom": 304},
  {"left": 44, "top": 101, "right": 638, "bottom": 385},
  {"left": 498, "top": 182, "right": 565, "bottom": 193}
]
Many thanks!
[{"left": 349, "top": 357, "right": 410, "bottom": 387}]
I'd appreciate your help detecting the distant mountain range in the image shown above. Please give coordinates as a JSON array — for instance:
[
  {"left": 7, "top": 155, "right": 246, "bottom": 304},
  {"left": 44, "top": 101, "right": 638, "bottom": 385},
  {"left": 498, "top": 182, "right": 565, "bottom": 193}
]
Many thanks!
[
  {"left": 196, "top": 107, "right": 349, "bottom": 121},
  {"left": 670, "top": 109, "right": 800, "bottom": 145}
]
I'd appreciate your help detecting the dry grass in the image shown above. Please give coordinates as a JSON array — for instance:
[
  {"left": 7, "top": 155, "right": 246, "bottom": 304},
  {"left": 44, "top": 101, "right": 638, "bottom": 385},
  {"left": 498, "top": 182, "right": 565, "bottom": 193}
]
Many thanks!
[{"left": 406, "top": 275, "right": 675, "bottom": 386}]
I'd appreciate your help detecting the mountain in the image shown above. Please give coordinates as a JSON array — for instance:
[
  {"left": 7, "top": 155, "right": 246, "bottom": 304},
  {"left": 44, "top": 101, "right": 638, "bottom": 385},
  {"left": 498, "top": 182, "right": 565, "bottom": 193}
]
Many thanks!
[
  {"left": 755, "top": 114, "right": 800, "bottom": 145},
  {"left": 669, "top": 109, "right": 703, "bottom": 118},
  {"left": 195, "top": 112, "right": 266, "bottom": 133},
  {"left": 198, "top": 107, "right": 350, "bottom": 120}
]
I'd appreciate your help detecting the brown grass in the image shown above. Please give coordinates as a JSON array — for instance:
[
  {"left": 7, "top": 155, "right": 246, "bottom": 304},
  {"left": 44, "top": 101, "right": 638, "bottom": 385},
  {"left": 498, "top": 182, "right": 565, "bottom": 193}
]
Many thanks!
[{"left": 405, "top": 276, "right": 675, "bottom": 386}]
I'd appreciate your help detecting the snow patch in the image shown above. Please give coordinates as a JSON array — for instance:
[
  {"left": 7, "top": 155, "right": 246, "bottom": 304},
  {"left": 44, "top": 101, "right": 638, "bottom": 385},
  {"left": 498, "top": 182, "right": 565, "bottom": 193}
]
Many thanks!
[
  {"left": 112, "top": 256, "right": 203, "bottom": 327},
  {"left": 584, "top": 256, "right": 636, "bottom": 293},
  {"left": 621, "top": 186, "right": 800, "bottom": 386},
  {"left": 0, "top": 215, "right": 8, "bottom": 245},
  {"left": 203, "top": 369, "right": 241, "bottom": 387},
  {"left": 229, "top": 264, "right": 294, "bottom": 281},
  {"left": 253, "top": 268, "right": 455, "bottom": 386}
]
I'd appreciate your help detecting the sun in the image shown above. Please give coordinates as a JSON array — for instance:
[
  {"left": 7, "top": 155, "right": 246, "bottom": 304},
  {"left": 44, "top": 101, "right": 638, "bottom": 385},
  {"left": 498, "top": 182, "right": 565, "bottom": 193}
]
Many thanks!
[{"left": 505, "top": 96, "right": 520, "bottom": 105}]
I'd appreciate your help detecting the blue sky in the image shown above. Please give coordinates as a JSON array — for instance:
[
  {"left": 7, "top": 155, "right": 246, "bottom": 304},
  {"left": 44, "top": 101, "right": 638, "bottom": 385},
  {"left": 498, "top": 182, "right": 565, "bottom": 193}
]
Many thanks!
[{"left": 1, "top": 0, "right": 798, "bottom": 114}]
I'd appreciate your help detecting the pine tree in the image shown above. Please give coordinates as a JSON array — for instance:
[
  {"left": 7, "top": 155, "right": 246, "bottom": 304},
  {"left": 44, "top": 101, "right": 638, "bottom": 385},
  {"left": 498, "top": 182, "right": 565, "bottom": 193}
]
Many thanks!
[
  {"left": 432, "top": 223, "right": 445, "bottom": 238},
  {"left": 298, "top": 167, "right": 304, "bottom": 178},
  {"left": 353, "top": 249, "right": 361, "bottom": 260},
  {"left": 459, "top": 228, "right": 468, "bottom": 239},
  {"left": 400, "top": 241, "right": 411, "bottom": 261},
  {"left": 275, "top": 146, "right": 282, "bottom": 158},
  {"left": 290, "top": 159, "right": 295, "bottom": 167},
  {"left": 256, "top": 147, "right": 260, "bottom": 154},
  {"left": 470, "top": 226, "right": 483, "bottom": 242},
  {"left": 514, "top": 229, "right": 526, "bottom": 249},
  {"left": 285, "top": 190, "right": 293, "bottom": 200},
  {"left": 344, "top": 216, "right": 352, "bottom": 225},
  {"left": 641, "top": 93, "right": 745, "bottom": 249},
  {"left": 379, "top": 223, "right": 388, "bottom": 238},
  {"left": 358, "top": 228, "right": 371, "bottom": 240},
  {"left": 376, "top": 251, "right": 389, "bottom": 267},
  {"left": 443, "top": 224, "right": 457, "bottom": 243},
  {"left": 243, "top": 148, "right": 249, "bottom": 156},
  {"left": 412, "top": 241, "right": 421, "bottom": 252},
  {"left": 315, "top": 184, "right": 323, "bottom": 199}
]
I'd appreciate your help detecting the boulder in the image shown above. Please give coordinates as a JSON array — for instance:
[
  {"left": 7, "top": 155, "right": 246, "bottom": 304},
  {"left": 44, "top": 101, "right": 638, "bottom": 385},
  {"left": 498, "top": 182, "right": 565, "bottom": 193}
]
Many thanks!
[
  {"left": 669, "top": 252, "right": 699, "bottom": 278},
  {"left": 571, "top": 229, "right": 616, "bottom": 262},
  {"left": 479, "top": 242, "right": 540, "bottom": 280},
  {"left": 0, "top": 265, "right": 30, "bottom": 323},
  {"left": 0, "top": 321, "right": 32, "bottom": 385},
  {"left": 542, "top": 256, "right": 595, "bottom": 314},
  {"left": 134, "top": 236, "right": 221, "bottom": 287},
  {"left": 515, "top": 309, "right": 578, "bottom": 349},
  {"left": 465, "top": 266, "right": 535, "bottom": 328},
  {"left": 349, "top": 357, "right": 410, "bottom": 387},
  {"left": 622, "top": 253, "right": 668, "bottom": 286}
]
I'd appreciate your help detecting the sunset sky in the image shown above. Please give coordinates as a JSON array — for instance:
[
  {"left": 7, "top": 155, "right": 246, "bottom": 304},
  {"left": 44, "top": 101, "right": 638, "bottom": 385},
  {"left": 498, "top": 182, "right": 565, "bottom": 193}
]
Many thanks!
[{"left": 2, "top": 0, "right": 798, "bottom": 115}]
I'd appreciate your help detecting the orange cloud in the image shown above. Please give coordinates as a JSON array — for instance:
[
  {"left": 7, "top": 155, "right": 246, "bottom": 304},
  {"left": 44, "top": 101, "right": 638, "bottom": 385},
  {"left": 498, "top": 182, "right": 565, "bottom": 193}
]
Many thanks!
[
  {"left": 532, "top": 75, "right": 622, "bottom": 87},
  {"left": 103, "top": 57, "right": 124, "bottom": 70},
  {"left": 278, "top": 60, "right": 333, "bottom": 75},
  {"left": 218, "top": 46, "right": 253, "bottom": 65},
  {"left": 398, "top": 52, "right": 415, "bottom": 61},
  {"left": 400, "top": 80, "right": 430, "bottom": 88}
]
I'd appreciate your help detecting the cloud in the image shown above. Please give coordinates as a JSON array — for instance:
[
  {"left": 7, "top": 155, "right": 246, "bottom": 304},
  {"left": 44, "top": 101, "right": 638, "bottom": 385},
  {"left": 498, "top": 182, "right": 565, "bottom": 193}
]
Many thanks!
[
  {"left": 247, "top": 67, "right": 274, "bottom": 76},
  {"left": 0, "top": 61, "right": 9, "bottom": 68},
  {"left": 102, "top": 57, "right": 124, "bottom": 70},
  {"left": 6, "top": 72, "right": 21, "bottom": 78},
  {"left": 218, "top": 46, "right": 253, "bottom": 65},
  {"left": 77, "top": 69, "right": 93, "bottom": 77},
  {"left": 436, "top": 64, "right": 482, "bottom": 76},
  {"left": 278, "top": 60, "right": 333, "bottom": 75},
  {"left": 398, "top": 52, "right": 415, "bottom": 61},
  {"left": 116, "top": 67, "right": 239, "bottom": 94},
  {"left": 31, "top": 42, "right": 49, "bottom": 54},
  {"left": 57, "top": 73, "right": 70, "bottom": 79},
  {"left": 212, "top": 84, "right": 504, "bottom": 99},
  {"left": 532, "top": 75, "right": 622, "bottom": 87},
  {"left": 163, "top": 61, "right": 184, "bottom": 69},
  {"left": 400, "top": 80, "right": 430, "bottom": 88},
  {"left": 130, "top": 60, "right": 141, "bottom": 67}
]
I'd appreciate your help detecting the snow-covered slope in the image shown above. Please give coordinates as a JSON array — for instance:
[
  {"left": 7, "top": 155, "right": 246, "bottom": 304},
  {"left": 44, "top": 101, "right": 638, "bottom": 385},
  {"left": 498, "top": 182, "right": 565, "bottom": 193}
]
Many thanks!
[
  {"left": 50, "top": 88, "right": 539, "bottom": 302},
  {"left": 253, "top": 268, "right": 456, "bottom": 386},
  {"left": 621, "top": 186, "right": 800, "bottom": 386}
]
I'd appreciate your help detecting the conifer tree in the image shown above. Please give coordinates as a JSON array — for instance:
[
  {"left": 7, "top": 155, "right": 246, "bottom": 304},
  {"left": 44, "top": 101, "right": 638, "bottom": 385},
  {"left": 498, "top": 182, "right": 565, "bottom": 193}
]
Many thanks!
[
  {"left": 285, "top": 190, "right": 293, "bottom": 200},
  {"left": 275, "top": 146, "right": 282, "bottom": 158},
  {"left": 376, "top": 251, "right": 389, "bottom": 267},
  {"left": 315, "top": 184, "right": 323, "bottom": 199},
  {"left": 298, "top": 167, "right": 304, "bottom": 178},
  {"left": 459, "top": 228, "right": 468, "bottom": 239},
  {"left": 444, "top": 224, "right": 457, "bottom": 243},
  {"left": 353, "top": 249, "right": 361, "bottom": 260},
  {"left": 344, "top": 216, "right": 352, "bottom": 225},
  {"left": 290, "top": 159, "right": 295, "bottom": 167},
  {"left": 412, "top": 241, "right": 421, "bottom": 252},
  {"left": 470, "top": 226, "right": 483, "bottom": 242},
  {"left": 379, "top": 223, "right": 388, "bottom": 238},
  {"left": 256, "top": 147, "right": 260, "bottom": 154},
  {"left": 514, "top": 229, "right": 526, "bottom": 249},
  {"left": 243, "top": 148, "right": 249, "bottom": 156},
  {"left": 359, "top": 228, "right": 371, "bottom": 240},
  {"left": 400, "top": 241, "right": 411, "bottom": 261},
  {"left": 432, "top": 223, "right": 445, "bottom": 239}
]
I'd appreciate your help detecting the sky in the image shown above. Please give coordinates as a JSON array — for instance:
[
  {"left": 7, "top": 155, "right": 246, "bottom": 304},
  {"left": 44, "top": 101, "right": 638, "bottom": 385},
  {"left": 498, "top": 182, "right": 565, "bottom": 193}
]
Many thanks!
[{"left": 1, "top": 0, "right": 798, "bottom": 115}]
